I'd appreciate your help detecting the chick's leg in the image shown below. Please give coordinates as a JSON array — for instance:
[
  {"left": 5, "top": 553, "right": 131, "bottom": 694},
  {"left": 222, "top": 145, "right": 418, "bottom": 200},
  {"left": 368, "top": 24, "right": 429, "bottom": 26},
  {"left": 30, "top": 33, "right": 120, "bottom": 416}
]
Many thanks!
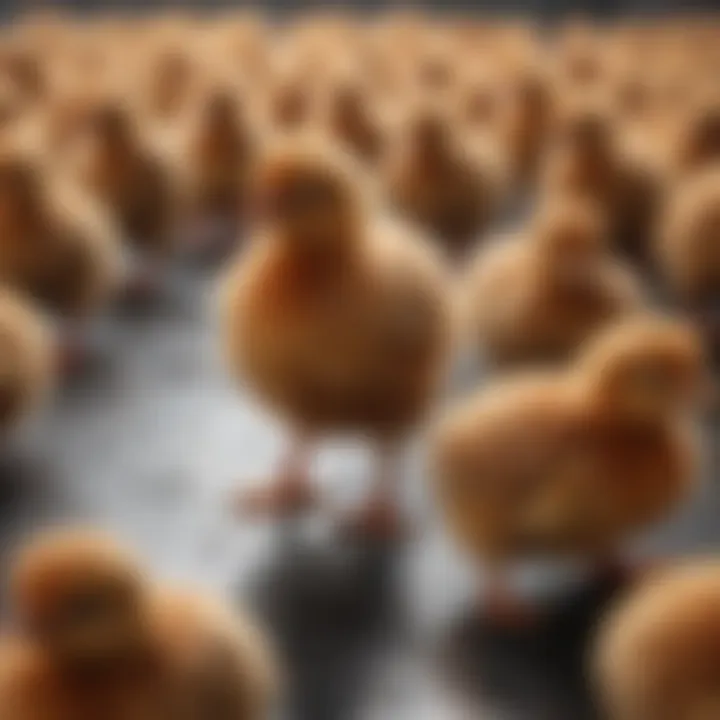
[
  {"left": 484, "top": 564, "right": 535, "bottom": 629},
  {"left": 234, "top": 435, "right": 317, "bottom": 518},
  {"left": 342, "top": 445, "right": 405, "bottom": 541},
  {"left": 56, "top": 319, "right": 90, "bottom": 377}
]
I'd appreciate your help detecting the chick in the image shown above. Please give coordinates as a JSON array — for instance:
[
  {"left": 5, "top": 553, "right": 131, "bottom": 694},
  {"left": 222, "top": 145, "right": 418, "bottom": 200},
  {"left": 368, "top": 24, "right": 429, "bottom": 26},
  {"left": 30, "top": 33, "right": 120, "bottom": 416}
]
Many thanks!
[
  {"left": 0, "top": 528, "right": 277, "bottom": 719},
  {"left": 385, "top": 105, "right": 505, "bottom": 260},
  {"left": 464, "top": 198, "right": 643, "bottom": 368},
  {"left": 0, "top": 289, "right": 53, "bottom": 432},
  {"left": 179, "top": 87, "right": 256, "bottom": 255},
  {"left": 657, "top": 168, "right": 720, "bottom": 353},
  {"left": 221, "top": 138, "right": 451, "bottom": 538},
  {"left": 0, "top": 154, "right": 120, "bottom": 370},
  {"left": 433, "top": 316, "right": 703, "bottom": 621},
  {"left": 78, "top": 102, "right": 176, "bottom": 297},
  {"left": 595, "top": 560, "right": 720, "bottom": 720},
  {"left": 673, "top": 99, "right": 720, "bottom": 177},
  {"left": 321, "top": 74, "right": 384, "bottom": 166},
  {"left": 502, "top": 65, "right": 554, "bottom": 188},
  {"left": 139, "top": 45, "right": 198, "bottom": 128},
  {"left": 543, "top": 102, "right": 664, "bottom": 263}
]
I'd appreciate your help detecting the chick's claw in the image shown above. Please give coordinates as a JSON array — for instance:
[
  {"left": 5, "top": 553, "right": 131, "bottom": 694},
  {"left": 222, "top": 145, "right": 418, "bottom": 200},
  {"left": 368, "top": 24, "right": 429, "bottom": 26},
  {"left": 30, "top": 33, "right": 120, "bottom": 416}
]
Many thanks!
[
  {"left": 340, "top": 496, "right": 407, "bottom": 543},
  {"left": 56, "top": 337, "right": 90, "bottom": 378},
  {"left": 233, "top": 474, "right": 317, "bottom": 519},
  {"left": 484, "top": 583, "right": 537, "bottom": 630}
]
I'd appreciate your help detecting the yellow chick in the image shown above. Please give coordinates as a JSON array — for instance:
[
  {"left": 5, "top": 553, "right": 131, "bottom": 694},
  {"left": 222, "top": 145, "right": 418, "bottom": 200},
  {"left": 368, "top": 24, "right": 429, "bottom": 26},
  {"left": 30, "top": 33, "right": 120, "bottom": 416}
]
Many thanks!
[
  {"left": 595, "top": 560, "right": 720, "bottom": 720},
  {"left": 433, "top": 316, "right": 704, "bottom": 621},
  {"left": 0, "top": 289, "right": 53, "bottom": 432},
  {"left": 385, "top": 103, "right": 506, "bottom": 260},
  {"left": 321, "top": 72, "right": 385, "bottom": 166},
  {"left": 78, "top": 102, "right": 177, "bottom": 297},
  {"left": 0, "top": 528, "right": 278, "bottom": 719},
  {"left": 463, "top": 197, "right": 644, "bottom": 368},
  {"left": 178, "top": 86, "right": 256, "bottom": 255},
  {"left": 658, "top": 168, "right": 720, "bottom": 309},
  {"left": 543, "top": 101, "right": 664, "bottom": 263},
  {"left": 221, "top": 137, "right": 452, "bottom": 538},
  {"left": 0, "top": 153, "right": 120, "bottom": 371}
]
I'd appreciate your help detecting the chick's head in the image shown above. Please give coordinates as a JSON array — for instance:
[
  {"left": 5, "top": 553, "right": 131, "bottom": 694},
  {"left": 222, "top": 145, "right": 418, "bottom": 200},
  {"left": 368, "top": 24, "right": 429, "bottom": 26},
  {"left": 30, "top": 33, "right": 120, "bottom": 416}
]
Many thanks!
[
  {"left": 578, "top": 317, "right": 705, "bottom": 422},
  {"left": 11, "top": 529, "right": 150, "bottom": 666},
  {"left": 408, "top": 106, "right": 452, "bottom": 165},
  {"left": 201, "top": 87, "right": 241, "bottom": 131},
  {"left": 251, "top": 141, "right": 365, "bottom": 249},
  {"left": 556, "top": 103, "right": 613, "bottom": 162},
  {"left": 533, "top": 197, "right": 606, "bottom": 278}
]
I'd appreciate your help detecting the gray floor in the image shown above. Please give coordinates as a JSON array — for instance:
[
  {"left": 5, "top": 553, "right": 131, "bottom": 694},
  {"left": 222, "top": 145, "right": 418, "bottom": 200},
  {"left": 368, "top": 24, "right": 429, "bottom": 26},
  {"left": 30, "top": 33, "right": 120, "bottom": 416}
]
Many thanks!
[{"left": 1, "top": 253, "right": 718, "bottom": 720}]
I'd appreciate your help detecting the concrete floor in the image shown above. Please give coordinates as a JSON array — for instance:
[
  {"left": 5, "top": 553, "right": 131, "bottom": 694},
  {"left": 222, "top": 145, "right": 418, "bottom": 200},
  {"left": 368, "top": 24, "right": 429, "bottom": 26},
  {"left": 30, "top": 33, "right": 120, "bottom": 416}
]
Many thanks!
[{"left": 1, "top": 255, "right": 718, "bottom": 720}]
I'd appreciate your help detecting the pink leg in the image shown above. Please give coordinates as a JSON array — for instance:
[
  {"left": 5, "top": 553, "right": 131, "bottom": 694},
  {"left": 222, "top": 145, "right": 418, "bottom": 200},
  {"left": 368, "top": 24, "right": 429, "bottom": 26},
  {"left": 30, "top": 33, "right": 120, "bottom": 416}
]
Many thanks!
[
  {"left": 233, "top": 436, "right": 317, "bottom": 519},
  {"left": 55, "top": 324, "right": 89, "bottom": 377},
  {"left": 123, "top": 259, "right": 162, "bottom": 303},
  {"left": 341, "top": 446, "right": 406, "bottom": 541},
  {"left": 484, "top": 566, "right": 535, "bottom": 628}
]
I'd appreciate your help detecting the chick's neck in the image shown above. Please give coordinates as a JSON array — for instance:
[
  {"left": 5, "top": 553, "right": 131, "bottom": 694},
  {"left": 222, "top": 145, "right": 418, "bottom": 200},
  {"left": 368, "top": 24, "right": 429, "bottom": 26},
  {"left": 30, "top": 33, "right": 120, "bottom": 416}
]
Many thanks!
[{"left": 277, "top": 222, "right": 362, "bottom": 277}]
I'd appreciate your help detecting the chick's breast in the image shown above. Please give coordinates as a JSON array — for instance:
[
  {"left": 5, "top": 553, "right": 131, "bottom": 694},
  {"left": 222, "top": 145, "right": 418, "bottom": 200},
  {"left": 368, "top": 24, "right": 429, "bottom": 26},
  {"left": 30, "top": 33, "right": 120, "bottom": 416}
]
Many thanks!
[{"left": 221, "top": 221, "right": 451, "bottom": 437}]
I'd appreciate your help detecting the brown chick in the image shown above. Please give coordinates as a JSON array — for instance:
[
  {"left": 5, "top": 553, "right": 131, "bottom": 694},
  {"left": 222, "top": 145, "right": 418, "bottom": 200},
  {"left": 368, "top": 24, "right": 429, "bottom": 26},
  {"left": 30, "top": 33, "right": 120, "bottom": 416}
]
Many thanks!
[
  {"left": 0, "top": 154, "right": 120, "bottom": 370},
  {"left": 594, "top": 560, "right": 720, "bottom": 720},
  {"left": 221, "top": 138, "right": 451, "bottom": 538},
  {"left": 322, "top": 74, "right": 385, "bottom": 166},
  {"left": 386, "top": 104, "right": 505, "bottom": 260},
  {"left": 657, "top": 168, "right": 720, "bottom": 354},
  {"left": 0, "top": 289, "right": 53, "bottom": 433},
  {"left": 673, "top": 99, "right": 720, "bottom": 177},
  {"left": 139, "top": 46, "right": 198, "bottom": 128},
  {"left": 179, "top": 87, "right": 256, "bottom": 254},
  {"left": 433, "top": 316, "right": 703, "bottom": 622},
  {"left": 463, "top": 198, "right": 644, "bottom": 368},
  {"left": 79, "top": 102, "right": 176, "bottom": 295},
  {"left": 0, "top": 528, "right": 278, "bottom": 720},
  {"left": 543, "top": 101, "right": 664, "bottom": 263},
  {"left": 502, "top": 64, "right": 555, "bottom": 188}
]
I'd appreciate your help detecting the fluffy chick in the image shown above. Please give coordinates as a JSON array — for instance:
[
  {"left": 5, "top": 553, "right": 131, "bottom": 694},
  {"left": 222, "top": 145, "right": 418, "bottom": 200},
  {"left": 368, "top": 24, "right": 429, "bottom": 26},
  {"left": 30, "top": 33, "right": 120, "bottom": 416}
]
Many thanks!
[
  {"left": 543, "top": 102, "right": 664, "bottom": 263},
  {"left": 0, "top": 289, "right": 53, "bottom": 432},
  {"left": 658, "top": 168, "right": 720, "bottom": 304},
  {"left": 178, "top": 87, "right": 256, "bottom": 253},
  {"left": 657, "top": 168, "right": 720, "bottom": 355},
  {"left": 463, "top": 198, "right": 643, "bottom": 368},
  {"left": 0, "top": 528, "right": 277, "bottom": 720},
  {"left": 78, "top": 102, "right": 177, "bottom": 293},
  {"left": 594, "top": 560, "right": 720, "bottom": 720},
  {"left": 321, "top": 74, "right": 385, "bottom": 166},
  {"left": 221, "top": 138, "right": 451, "bottom": 537},
  {"left": 502, "top": 64, "right": 554, "bottom": 188},
  {"left": 386, "top": 105, "right": 505, "bottom": 259},
  {"left": 433, "top": 316, "right": 703, "bottom": 618},
  {"left": 673, "top": 99, "right": 720, "bottom": 177},
  {"left": 0, "top": 155, "right": 120, "bottom": 339}
]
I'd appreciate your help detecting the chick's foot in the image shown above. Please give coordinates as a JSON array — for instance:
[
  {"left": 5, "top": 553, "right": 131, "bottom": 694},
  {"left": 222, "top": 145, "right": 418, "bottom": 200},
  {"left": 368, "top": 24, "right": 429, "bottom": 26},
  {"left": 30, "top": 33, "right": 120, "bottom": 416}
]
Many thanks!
[
  {"left": 340, "top": 495, "right": 407, "bottom": 542},
  {"left": 233, "top": 473, "right": 317, "bottom": 519}
]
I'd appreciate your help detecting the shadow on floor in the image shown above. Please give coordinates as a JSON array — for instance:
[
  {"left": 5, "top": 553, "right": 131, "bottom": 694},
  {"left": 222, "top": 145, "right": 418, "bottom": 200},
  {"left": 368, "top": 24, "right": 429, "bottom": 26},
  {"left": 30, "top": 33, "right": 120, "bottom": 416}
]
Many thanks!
[
  {"left": 438, "top": 574, "right": 624, "bottom": 720},
  {"left": 248, "top": 528, "right": 404, "bottom": 720}
]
